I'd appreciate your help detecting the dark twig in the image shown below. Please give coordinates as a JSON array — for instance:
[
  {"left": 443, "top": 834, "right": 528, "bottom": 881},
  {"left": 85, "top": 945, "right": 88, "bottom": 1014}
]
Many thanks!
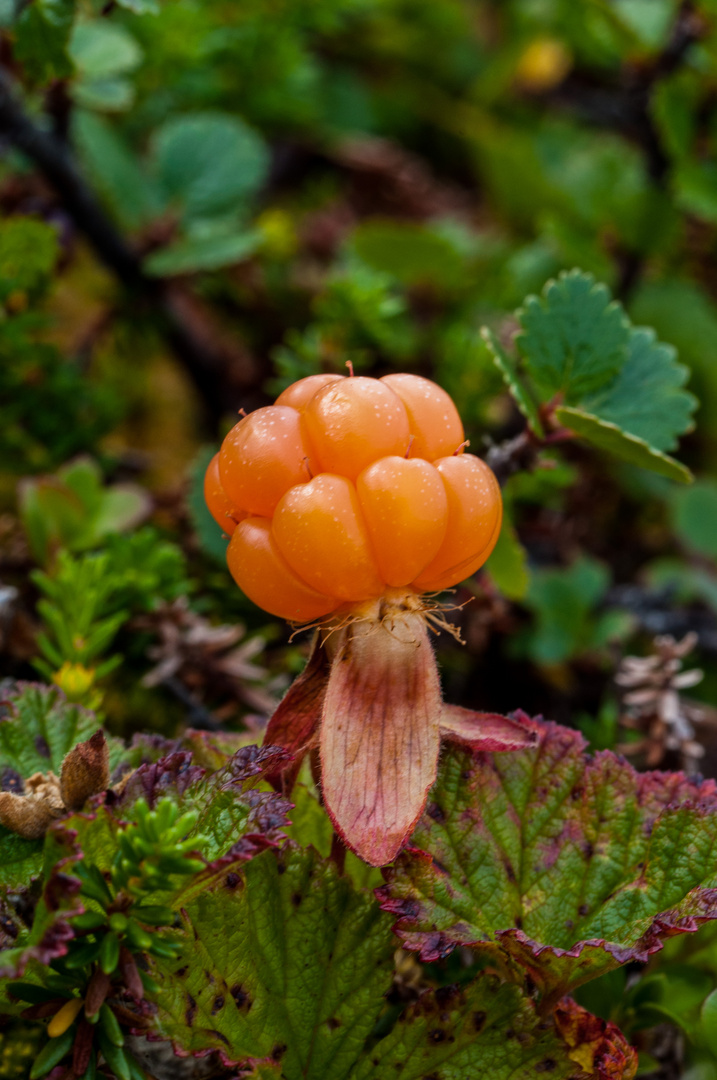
[{"left": 0, "top": 67, "right": 259, "bottom": 420}]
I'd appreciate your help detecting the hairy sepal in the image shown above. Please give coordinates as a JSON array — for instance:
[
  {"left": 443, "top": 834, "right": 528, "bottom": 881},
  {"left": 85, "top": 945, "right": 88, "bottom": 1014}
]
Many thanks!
[
  {"left": 263, "top": 634, "right": 329, "bottom": 790},
  {"left": 320, "top": 611, "right": 441, "bottom": 867},
  {"left": 440, "top": 705, "right": 539, "bottom": 752}
]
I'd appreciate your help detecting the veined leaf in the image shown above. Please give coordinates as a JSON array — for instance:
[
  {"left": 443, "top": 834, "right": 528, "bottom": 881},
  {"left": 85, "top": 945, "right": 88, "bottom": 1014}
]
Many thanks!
[
  {"left": 517, "top": 269, "right": 630, "bottom": 401},
  {"left": 481, "top": 327, "right": 543, "bottom": 434},
  {"left": 0, "top": 684, "right": 125, "bottom": 887},
  {"left": 555, "top": 407, "right": 692, "bottom": 483},
  {"left": 353, "top": 978, "right": 635, "bottom": 1080},
  {"left": 380, "top": 726, "right": 717, "bottom": 998},
  {"left": 0, "top": 683, "right": 125, "bottom": 783},
  {"left": 581, "top": 327, "right": 696, "bottom": 453},
  {"left": 146, "top": 844, "right": 394, "bottom": 1078}
]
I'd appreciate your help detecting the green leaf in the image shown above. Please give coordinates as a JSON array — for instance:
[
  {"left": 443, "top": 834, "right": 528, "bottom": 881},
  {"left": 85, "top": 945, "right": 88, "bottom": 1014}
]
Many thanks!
[
  {"left": 380, "top": 729, "right": 717, "bottom": 998},
  {"left": 671, "top": 479, "right": 717, "bottom": 558},
  {"left": 73, "top": 110, "right": 162, "bottom": 230},
  {"left": 351, "top": 220, "right": 468, "bottom": 290},
  {"left": 701, "top": 989, "right": 717, "bottom": 1057},
  {"left": 69, "top": 21, "right": 141, "bottom": 79},
  {"left": 516, "top": 269, "right": 630, "bottom": 401},
  {"left": 115, "top": 0, "right": 159, "bottom": 12},
  {"left": 143, "top": 228, "right": 261, "bottom": 277},
  {"left": 0, "top": 828, "right": 44, "bottom": 888},
  {"left": 675, "top": 160, "right": 717, "bottom": 225},
  {"left": 520, "top": 555, "right": 611, "bottom": 665},
  {"left": 481, "top": 327, "right": 543, "bottom": 434},
  {"left": 14, "top": 0, "right": 76, "bottom": 83},
  {"left": 484, "top": 518, "right": 529, "bottom": 601},
  {"left": 0, "top": 821, "right": 84, "bottom": 977},
  {"left": 555, "top": 406, "right": 693, "bottom": 483},
  {"left": 0, "top": 683, "right": 125, "bottom": 782},
  {"left": 354, "top": 977, "right": 577, "bottom": 1080},
  {"left": 72, "top": 76, "right": 134, "bottom": 113},
  {"left": 581, "top": 327, "right": 696, "bottom": 453},
  {"left": 186, "top": 446, "right": 230, "bottom": 564},
  {"left": 152, "top": 112, "right": 269, "bottom": 221},
  {"left": 146, "top": 845, "right": 394, "bottom": 1078}
]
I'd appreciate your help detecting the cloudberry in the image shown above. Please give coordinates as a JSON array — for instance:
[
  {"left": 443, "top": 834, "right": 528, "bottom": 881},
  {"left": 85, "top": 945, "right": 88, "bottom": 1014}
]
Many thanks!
[{"left": 205, "top": 372, "right": 527, "bottom": 868}]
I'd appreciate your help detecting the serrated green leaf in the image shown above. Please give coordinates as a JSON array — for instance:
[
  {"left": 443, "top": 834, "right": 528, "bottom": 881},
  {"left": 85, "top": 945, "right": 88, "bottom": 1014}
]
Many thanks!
[
  {"left": 555, "top": 406, "right": 692, "bottom": 483},
  {"left": 481, "top": 327, "right": 543, "bottom": 434},
  {"left": 517, "top": 270, "right": 630, "bottom": 401},
  {"left": 146, "top": 845, "right": 394, "bottom": 1078},
  {"left": 0, "top": 827, "right": 44, "bottom": 888},
  {"left": 671, "top": 480, "right": 717, "bottom": 558},
  {"left": 143, "top": 228, "right": 261, "bottom": 277},
  {"left": 380, "top": 729, "right": 717, "bottom": 998},
  {"left": 581, "top": 327, "right": 696, "bottom": 453},
  {"left": 353, "top": 977, "right": 576, "bottom": 1080},
  {"left": 0, "top": 821, "right": 84, "bottom": 977},
  {"left": 0, "top": 683, "right": 125, "bottom": 782},
  {"left": 152, "top": 112, "right": 269, "bottom": 222}
]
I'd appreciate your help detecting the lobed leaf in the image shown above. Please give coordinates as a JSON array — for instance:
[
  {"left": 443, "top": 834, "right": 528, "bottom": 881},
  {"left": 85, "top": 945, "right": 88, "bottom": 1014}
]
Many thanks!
[
  {"left": 516, "top": 270, "right": 630, "bottom": 401},
  {"left": 352, "top": 978, "right": 633, "bottom": 1080},
  {"left": 379, "top": 724, "right": 717, "bottom": 997},
  {"left": 145, "top": 844, "right": 395, "bottom": 1078},
  {"left": 0, "top": 683, "right": 125, "bottom": 782},
  {"left": 581, "top": 327, "right": 697, "bottom": 453}
]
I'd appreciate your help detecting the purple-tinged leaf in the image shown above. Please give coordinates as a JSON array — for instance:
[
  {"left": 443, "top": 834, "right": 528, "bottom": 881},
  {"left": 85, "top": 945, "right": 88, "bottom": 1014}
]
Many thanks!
[
  {"left": 379, "top": 722, "right": 717, "bottom": 996},
  {"left": 0, "top": 821, "right": 84, "bottom": 978}
]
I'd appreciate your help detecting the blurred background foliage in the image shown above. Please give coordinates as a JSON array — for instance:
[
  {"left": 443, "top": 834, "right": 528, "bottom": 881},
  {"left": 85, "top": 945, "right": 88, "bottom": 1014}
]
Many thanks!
[{"left": 4, "top": 0, "right": 717, "bottom": 1074}]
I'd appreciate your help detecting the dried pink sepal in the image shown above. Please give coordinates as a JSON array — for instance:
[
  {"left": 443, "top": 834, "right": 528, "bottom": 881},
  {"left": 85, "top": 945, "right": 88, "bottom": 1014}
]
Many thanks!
[
  {"left": 319, "top": 611, "right": 442, "bottom": 867},
  {"left": 440, "top": 704, "right": 539, "bottom": 752}
]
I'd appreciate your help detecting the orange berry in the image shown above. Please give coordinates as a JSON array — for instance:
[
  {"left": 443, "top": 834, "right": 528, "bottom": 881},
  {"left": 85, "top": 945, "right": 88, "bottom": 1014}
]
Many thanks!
[
  {"left": 381, "top": 373, "right": 464, "bottom": 461},
  {"left": 356, "top": 457, "right": 448, "bottom": 587},
  {"left": 412, "top": 453, "right": 502, "bottom": 592},
  {"left": 303, "top": 377, "right": 410, "bottom": 481},
  {"left": 275, "top": 373, "right": 344, "bottom": 411},
  {"left": 272, "top": 474, "right": 384, "bottom": 602},
  {"left": 227, "top": 517, "right": 337, "bottom": 622},
  {"left": 204, "top": 452, "right": 243, "bottom": 536},
  {"left": 218, "top": 405, "right": 318, "bottom": 518}
]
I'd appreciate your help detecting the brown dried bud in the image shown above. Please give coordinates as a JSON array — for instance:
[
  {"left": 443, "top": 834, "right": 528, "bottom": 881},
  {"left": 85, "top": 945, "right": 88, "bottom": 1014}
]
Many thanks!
[
  {"left": 0, "top": 772, "right": 64, "bottom": 838},
  {"left": 59, "top": 730, "right": 110, "bottom": 812}
]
